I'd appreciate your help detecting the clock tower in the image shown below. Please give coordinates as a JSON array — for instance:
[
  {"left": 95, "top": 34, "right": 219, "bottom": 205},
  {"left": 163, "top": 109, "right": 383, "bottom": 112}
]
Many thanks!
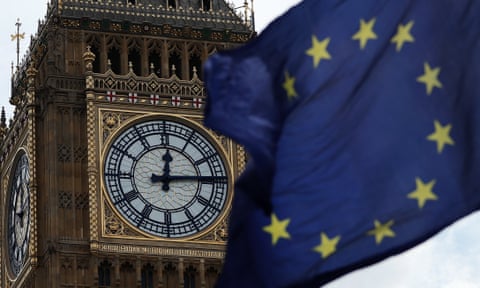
[{"left": 0, "top": 0, "right": 253, "bottom": 287}]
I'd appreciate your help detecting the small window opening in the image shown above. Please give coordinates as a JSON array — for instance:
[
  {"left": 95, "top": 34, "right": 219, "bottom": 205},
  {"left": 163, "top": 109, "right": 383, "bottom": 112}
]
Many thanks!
[
  {"left": 202, "top": 0, "right": 211, "bottom": 11},
  {"left": 168, "top": 0, "right": 176, "bottom": 9},
  {"left": 184, "top": 266, "right": 196, "bottom": 288},
  {"left": 90, "top": 45, "right": 101, "bottom": 73},
  {"left": 98, "top": 260, "right": 111, "bottom": 287},
  {"left": 149, "top": 51, "right": 162, "bottom": 77},
  {"left": 169, "top": 51, "right": 182, "bottom": 78},
  {"left": 128, "top": 48, "right": 142, "bottom": 76},
  {"left": 189, "top": 54, "right": 202, "bottom": 80},
  {"left": 141, "top": 264, "right": 154, "bottom": 288},
  {"left": 107, "top": 47, "right": 121, "bottom": 74}
]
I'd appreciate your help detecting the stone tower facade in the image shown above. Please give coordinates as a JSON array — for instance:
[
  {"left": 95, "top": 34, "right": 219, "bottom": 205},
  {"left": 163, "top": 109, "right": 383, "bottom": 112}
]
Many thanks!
[{"left": 0, "top": 1, "right": 253, "bottom": 287}]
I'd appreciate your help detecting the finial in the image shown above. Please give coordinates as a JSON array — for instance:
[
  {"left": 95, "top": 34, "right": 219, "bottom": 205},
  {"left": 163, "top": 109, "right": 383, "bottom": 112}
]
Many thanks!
[
  {"left": 0, "top": 107, "right": 6, "bottom": 140},
  {"left": 107, "top": 59, "right": 112, "bottom": 71},
  {"left": 150, "top": 62, "right": 155, "bottom": 74},
  {"left": 128, "top": 61, "right": 133, "bottom": 73},
  {"left": 192, "top": 66, "right": 199, "bottom": 80},
  {"left": 1, "top": 107, "right": 6, "bottom": 127},
  {"left": 83, "top": 45, "right": 96, "bottom": 72},
  {"left": 171, "top": 64, "right": 177, "bottom": 76},
  {"left": 11, "top": 18, "right": 25, "bottom": 71}
]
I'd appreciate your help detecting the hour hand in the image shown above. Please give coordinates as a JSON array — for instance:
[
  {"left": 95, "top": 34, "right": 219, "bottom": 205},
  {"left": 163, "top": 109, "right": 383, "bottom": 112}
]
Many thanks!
[
  {"left": 150, "top": 150, "right": 174, "bottom": 191},
  {"left": 151, "top": 173, "right": 171, "bottom": 192},
  {"left": 162, "top": 150, "right": 173, "bottom": 175}
]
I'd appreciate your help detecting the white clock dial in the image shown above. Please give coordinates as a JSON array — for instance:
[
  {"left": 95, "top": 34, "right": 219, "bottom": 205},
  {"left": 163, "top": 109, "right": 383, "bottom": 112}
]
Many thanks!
[
  {"left": 7, "top": 152, "right": 30, "bottom": 277},
  {"left": 103, "top": 118, "right": 229, "bottom": 238}
]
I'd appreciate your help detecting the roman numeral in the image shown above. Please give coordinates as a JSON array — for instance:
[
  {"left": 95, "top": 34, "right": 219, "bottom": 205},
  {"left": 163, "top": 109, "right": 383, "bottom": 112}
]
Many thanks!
[
  {"left": 164, "top": 212, "right": 172, "bottom": 225},
  {"left": 164, "top": 212, "right": 172, "bottom": 238},
  {"left": 184, "top": 209, "right": 199, "bottom": 231},
  {"left": 197, "top": 195, "right": 210, "bottom": 207},
  {"left": 141, "top": 205, "right": 153, "bottom": 218},
  {"left": 104, "top": 172, "right": 132, "bottom": 180},
  {"left": 181, "top": 130, "right": 195, "bottom": 152},
  {"left": 112, "top": 145, "right": 136, "bottom": 160},
  {"left": 160, "top": 133, "right": 169, "bottom": 146},
  {"left": 124, "top": 190, "right": 138, "bottom": 202},
  {"left": 194, "top": 153, "right": 217, "bottom": 166},
  {"left": 134, "top": 126, "right": 151, "bottom": 150},
  {"left": 196, "top": 195, "right": 221, "bottom": 212}
]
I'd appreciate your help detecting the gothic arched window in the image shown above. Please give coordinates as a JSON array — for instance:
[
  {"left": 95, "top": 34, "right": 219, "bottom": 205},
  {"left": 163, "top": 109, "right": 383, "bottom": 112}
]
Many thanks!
[
  {"left": 189, "top": 53, "right": 202, "bottom": 80},
  {"left": 184, "top": 266, "right": 197, "bottom": 288},
  {"left": 107, "top": 47, "right": 121, "bottom": 74},
  {"left": 148, "top": 48, "right": 162, "bottom": 77},
  {"left": 164, "top": 263, "right": 177, "bottom": 287},
  {"left": 128, "top": 48, "right": 142, "bottom": 76},
  {"left": 202, "top": 0, "right": 211, "bottom": 11},
  {"left": 90, "top": 44, "right": 101, "bottom": 73},
  {"left": 169, "top": 50, "right": 182, "bottom": 78},
  {"left": 120, "top": 262, "right": 136, "bottom": 287},
  {"left": 141, "top": 264, "right": 154, "bottom": 288},
  {"left": 168, "top": 0, "right": 176, "bottom": 9},
  {"left": 98, "top": 260, "right": 111, "bottom": 287}
]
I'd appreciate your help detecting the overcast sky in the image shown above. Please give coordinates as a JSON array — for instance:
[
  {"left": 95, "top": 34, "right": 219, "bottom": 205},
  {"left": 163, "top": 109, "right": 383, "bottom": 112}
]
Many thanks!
[{"left": 1, "top": 1, "right": 479, "bottom": 287}]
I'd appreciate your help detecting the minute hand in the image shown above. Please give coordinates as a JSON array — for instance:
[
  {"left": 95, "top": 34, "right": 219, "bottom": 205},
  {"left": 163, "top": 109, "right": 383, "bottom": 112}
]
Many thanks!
[{"left": 151, "top": 174, "right": 226, "bottom": 183}]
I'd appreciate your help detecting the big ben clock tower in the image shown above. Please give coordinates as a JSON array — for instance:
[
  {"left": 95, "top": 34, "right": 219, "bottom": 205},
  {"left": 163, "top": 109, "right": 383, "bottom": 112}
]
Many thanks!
[{"left": 0, "top": 0, "right": 253, "bottom": 287}]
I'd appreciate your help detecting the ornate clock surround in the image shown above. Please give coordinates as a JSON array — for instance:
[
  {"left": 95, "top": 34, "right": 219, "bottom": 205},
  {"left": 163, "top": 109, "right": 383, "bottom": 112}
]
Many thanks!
[
  {"left": 99, "top": 113, "right": 233, "bottom": 241},
  {"left": 6, "top": 150, "right": 31, "bottom": 279},
  {"left": 83, "top": 54, "right": 244, "bottom": 260}
]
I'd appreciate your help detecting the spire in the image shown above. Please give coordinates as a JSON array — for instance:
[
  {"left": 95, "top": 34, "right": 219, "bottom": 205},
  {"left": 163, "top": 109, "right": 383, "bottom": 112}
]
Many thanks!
[
  {"left": 10, "top": 18, "right": 25, "bottom": 72},
  {"left": 1, "top": 107, "right": 6, "bottom": 126},
  {"left": 0, "top": 107, "right": 7, "bottom": 140}
]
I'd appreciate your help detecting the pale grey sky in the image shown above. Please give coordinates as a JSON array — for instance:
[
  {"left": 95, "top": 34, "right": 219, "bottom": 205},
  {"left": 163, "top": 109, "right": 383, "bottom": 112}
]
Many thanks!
[{"left": 1, "top": 1, "right": 479, "bottom": 287}]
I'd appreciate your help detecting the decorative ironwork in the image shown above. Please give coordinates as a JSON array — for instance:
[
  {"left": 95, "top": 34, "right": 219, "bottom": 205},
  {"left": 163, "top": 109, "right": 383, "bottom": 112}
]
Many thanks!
[
  {"left": 75, "top": 194, "right": 89, "bottom": 210},
  {"left": 59, "top": 191, "right": 73, "bottom": 209},
  {"left": 104, "top": 204, "right": 137, "bottom": 237},
  {"left": 58, "top": 144, "right": 72, "bottom": 162}
]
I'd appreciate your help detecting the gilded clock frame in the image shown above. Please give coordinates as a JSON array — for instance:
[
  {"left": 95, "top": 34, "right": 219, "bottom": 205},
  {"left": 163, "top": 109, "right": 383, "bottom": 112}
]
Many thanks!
[
  {"left": 5, "top": 149, "right": 32, "bottom": 280},
  {"left": 98, "top": 111, "right": 234, "bottom": 241}
]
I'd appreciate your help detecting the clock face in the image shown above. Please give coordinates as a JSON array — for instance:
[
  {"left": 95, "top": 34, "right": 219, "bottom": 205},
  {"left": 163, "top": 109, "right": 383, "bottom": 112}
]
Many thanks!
[
  {"left": 103, "top": 118, "right": 229, "bottom": 238},
  {"left": 7, "top": 152, "right": 30, "bottom": 277}
]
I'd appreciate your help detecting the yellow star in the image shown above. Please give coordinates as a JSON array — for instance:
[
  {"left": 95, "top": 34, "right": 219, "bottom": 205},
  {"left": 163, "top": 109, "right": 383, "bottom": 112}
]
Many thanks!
[
  {"left": 427, "top": 120, "right": 454, "bottom": 154},
  {"left": 408, "top": 177, "right": 438, "bottom": 209},
  {"left": 367, "top": 219, "right": 395, "bottom": 245},
  {"left": 282, "top": 71, "right": 298, "bottom": 100},
  {"left": 417, "top": 62, "right": 442, "bottom": 95},
  {"left": 263, "top": 213, "right": 291, "bottom": 245},
  {"left": 306, "top": 35, "right": 331, "bottom": 68},
  {"left": 313, "top": 232, "right": 341, "bottom": 259},
  {"left": 391, "top": 21, "right": 415, "bottom": 52},
  {"left": 352, "top": 18, "right": 378, "bottom": 50}
]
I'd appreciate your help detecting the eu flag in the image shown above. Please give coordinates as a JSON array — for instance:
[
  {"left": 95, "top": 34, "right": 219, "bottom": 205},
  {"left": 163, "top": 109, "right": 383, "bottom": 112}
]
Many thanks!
[{"left": 204, "top": 0, "right": 480, "bottom": 287}]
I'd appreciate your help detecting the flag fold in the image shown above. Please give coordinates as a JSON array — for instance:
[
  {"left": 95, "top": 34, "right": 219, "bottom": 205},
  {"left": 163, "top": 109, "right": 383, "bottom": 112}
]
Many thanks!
[{"left": 204, "top": 0, "right": 480, "bottom": 286}]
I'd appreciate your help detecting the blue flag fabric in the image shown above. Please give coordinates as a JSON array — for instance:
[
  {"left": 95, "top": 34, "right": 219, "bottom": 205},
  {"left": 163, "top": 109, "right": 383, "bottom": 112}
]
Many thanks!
[{"left": 203, "top": 0, "right": 480, "bottom": 287}]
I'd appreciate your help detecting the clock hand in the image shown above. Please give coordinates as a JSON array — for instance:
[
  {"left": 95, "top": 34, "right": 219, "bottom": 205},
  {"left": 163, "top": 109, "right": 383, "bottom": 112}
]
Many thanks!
[
  {"left": 151, "top": 150, "right": 227, "bottom": 190},
  {"left": 151, "top": 150, "right": 173, "bottom": 191},
  {"left": 151, "top": 173, "right": 226, "bottom": 185},
  {"left": 15, "top": 191, "right": 23, "bottom": 217},
  {"left": 163, "top": 175, "right": 227, "bottom": 181},
  {"left": 162, "top": 150, "right": 173, "bottom": 175}
]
